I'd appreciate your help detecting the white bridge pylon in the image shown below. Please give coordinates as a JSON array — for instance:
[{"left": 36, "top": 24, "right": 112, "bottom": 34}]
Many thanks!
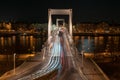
[
  {"left": 56, "top": 19, "right": 65, "bottom": 27},
  {"left": 48, "top": 9, "right": 72, "bottom": 43}
]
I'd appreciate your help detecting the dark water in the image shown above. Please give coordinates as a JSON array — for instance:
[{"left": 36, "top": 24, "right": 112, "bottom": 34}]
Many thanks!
[
  {"left": 0, "top": 35, "right": 120, "bottom": 79},
  {"left": 0, "top": 35, "right": 119, "bottom": 56},
  {"left": 0, "top": 35, "right": 47, "bottom": 54},
  {"left": 74, "top": 36, "right": 120, "bottom": 54}
]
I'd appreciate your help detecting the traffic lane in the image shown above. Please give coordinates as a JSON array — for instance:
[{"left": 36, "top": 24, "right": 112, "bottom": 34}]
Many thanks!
[
  {"left": 16, "top": 36, "right": 61, "bottom": 80},
  {"left": 59, "top": 67, "right": 83, "bottom": 80},
  {"left": 58, "top": 54, "right": 83, "bottom": 80},
  {"left": 58, "top": 33, "right": 83, "bottom": 80},
  {"left": 8, "top": 35, "right": 60, "bottom": 80},
  {"left": 8, "top": 61, "right": 47, "bottom": 80},
  {"left": 29, "top": 35, "right": 61, "bottom": 79},
  {"left": 1, "top": 54, "right": 50, "bottom": 80}
]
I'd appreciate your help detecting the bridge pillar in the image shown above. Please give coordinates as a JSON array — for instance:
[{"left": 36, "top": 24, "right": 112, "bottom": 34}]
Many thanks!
[
  {"left": 69, "top": 9, "right": 72, "bottom": 36},
  {"left": 48, "top": 9, "right": 52, "bottom": 44}
]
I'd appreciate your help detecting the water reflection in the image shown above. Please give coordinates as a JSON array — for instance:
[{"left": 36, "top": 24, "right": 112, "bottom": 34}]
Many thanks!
[
  {"left": 74, "top": 36, "right": 120, "bottom": 55},
  {"left": 0, "top": 35, "right": 119, "bottom": 55},
  {"left": 0, "top": 37, "right": 4, "bottom": 47},
  {"left": 76, "top": 36, "right": 94, "bottom": 53},
  {"left": 0, "top": 35, "right": 47, "bottom": 54}
]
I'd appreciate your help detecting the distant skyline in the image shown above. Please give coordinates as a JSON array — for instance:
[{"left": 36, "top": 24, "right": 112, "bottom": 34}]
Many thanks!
[{"left": 0, "top": 0, "right": 120, "bottom": 24}]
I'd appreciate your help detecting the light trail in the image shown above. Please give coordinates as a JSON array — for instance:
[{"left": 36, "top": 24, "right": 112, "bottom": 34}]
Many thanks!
[{"left": 18, "top": 30, "right": 61, "bottom": 80}]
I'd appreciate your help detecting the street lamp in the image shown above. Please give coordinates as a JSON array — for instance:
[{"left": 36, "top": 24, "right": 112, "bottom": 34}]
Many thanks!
[
  {"left": 81, "top": 50, "right": 84, "bottom": 70},
  {"left": 13, "top": 53, "right": 16, "bottom": 74},
  {"left": 42, "top": 47, "right": 46, "bottom": 60}
]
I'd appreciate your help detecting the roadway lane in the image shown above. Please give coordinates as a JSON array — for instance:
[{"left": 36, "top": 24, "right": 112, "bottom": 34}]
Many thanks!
[
  {"left": 61, "top": 27, "right": 109, "bottom": 80},
  {"left": 57, "top": 27, "right": 86, "bottom": 80},
  {"left": 17, "top": 30, "right": 62, "bottom": 80}
]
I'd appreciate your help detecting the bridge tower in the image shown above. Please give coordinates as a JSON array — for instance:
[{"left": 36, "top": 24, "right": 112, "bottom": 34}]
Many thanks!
[
  {"left": 48, "top": 9, "right": 72, "bottom": 43},
  {"left": 56, "top": 19, "right": 65, "bottom": 27}
]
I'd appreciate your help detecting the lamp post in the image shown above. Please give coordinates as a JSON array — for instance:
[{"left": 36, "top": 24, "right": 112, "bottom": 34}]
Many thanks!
[
  {"left": 81, "top": 50, "right": 84, "bottom": 71},
  {"left": 14, "top": 53, "right": 16, "bottom": 74}
]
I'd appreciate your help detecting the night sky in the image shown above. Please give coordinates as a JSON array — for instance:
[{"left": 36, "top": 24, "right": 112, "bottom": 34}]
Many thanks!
[{"left": 0, "top": 0, "right": 120, "bottom": 24}]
